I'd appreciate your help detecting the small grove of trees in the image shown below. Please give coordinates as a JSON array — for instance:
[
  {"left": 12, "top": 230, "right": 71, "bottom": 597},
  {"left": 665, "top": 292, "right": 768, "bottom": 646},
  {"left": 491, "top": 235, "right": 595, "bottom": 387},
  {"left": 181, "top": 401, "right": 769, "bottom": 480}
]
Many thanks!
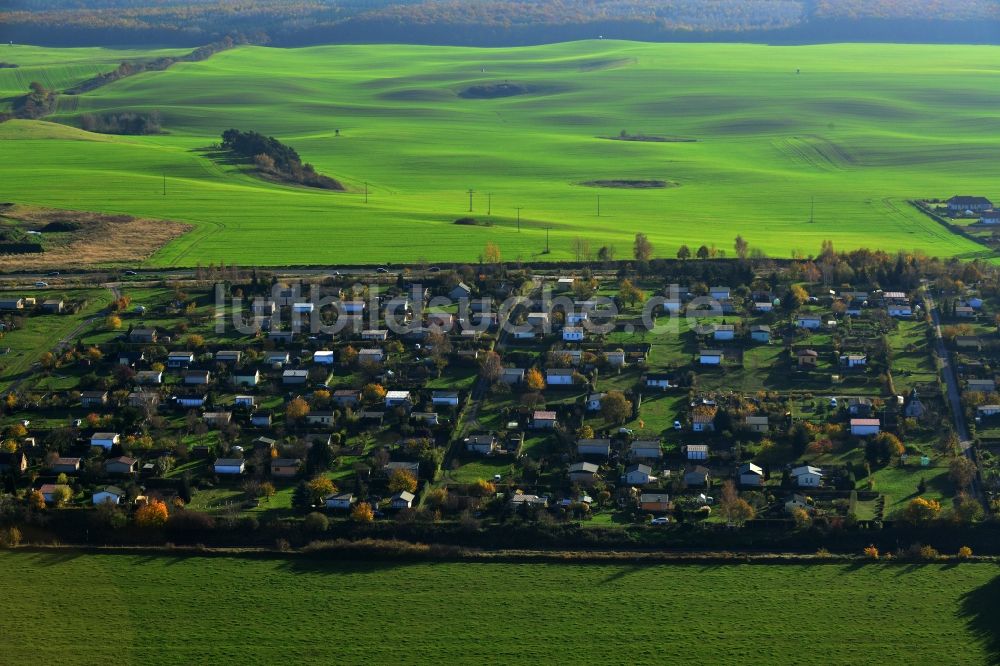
[
  {"left": 80, "top": 111, "right": 162, "bottom": 135},
  {"left": 220, "top": 129, "right": 344, "bottom": 191}
]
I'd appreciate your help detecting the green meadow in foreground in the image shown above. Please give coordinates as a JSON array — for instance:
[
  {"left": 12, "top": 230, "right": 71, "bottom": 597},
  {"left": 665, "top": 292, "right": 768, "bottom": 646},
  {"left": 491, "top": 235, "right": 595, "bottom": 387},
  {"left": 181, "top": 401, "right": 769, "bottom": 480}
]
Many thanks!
[
  {"left": 2, "top": 41, "right": 1000, "bottom": 265},
  {"left": 2, "top": 551, "right": 998, "bottom": 664}
]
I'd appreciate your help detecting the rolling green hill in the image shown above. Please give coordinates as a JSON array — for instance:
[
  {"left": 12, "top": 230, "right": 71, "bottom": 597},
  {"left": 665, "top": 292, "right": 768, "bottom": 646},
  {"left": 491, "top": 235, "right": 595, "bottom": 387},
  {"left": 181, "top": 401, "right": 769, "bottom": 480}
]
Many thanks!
[
  {"left": 0, "top": 551, "right": 996, "bottom": 664},
  {"left": 2, "top": 41, "right": 999, "bottom": 266}
]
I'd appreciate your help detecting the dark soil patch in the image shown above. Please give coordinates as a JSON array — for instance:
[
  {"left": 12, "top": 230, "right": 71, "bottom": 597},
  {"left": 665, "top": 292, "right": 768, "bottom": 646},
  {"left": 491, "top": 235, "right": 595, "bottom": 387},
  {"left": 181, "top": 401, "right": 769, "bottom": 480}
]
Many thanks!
[
  {"left": 577, "top": 57, "right": 637, "bottom": 72},
  {"left": 580, "top": 180, "right": 675, "bottom": 189},
  {"left": 454, "top": 217, "right": 493, "bottom": 226},
  {"left": 459, "top": 82, "right": 531, "bottom": 99},
  {"left": 0, "top": 63, "right": 18, "bottom": 69},
  {"left": 603, "top": 134, "right": 697, "bottom": 143}
]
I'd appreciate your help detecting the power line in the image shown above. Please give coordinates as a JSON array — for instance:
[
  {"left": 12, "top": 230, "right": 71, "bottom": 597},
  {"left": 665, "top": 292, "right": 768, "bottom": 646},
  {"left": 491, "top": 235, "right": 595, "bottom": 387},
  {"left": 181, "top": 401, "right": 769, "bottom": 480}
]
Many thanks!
[{"left": 467, "top": 188, "right": 475, "bottom": 213}]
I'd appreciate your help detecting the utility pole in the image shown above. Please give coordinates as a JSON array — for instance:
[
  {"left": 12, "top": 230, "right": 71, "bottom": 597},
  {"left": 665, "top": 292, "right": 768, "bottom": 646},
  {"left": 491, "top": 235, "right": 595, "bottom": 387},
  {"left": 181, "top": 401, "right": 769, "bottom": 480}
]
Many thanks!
[
  {"left": 515, "top": 207, "right": 522, "bottom": 232},
  {"left": 487, "top": 192, "right": 492, "bottom": 215},
  {"left": 365, "top": 181, "right": 368, "bottom": 204},
  {"left": 810, "top": 196, "right": 814, "bottom": 223},
  {"left": 163, "top": 173, "right": 166, "bottom": 196},
  {"left": 545, "top": 226, "right": 551, "bottom": 254},
  {"left": 597, "top": 195, "right": 601, "bottom": 217},
  {"left": 467, "top": 188, "right": 475, "bottom": 213}
]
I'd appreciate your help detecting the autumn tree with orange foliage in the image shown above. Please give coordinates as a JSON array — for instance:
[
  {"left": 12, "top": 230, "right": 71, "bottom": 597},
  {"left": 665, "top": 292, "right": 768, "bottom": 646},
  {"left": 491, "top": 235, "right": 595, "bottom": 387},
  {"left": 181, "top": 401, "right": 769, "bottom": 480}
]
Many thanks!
[{"left": 135, "top": 499, "right": 169, "bottom": 528}]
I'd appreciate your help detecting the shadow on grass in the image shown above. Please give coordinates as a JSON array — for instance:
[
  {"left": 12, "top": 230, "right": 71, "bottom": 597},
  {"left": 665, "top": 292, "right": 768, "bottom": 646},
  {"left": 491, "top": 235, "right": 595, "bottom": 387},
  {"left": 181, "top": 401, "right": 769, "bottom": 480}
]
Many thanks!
[{"left": 959, "top": 574, "right": 1000, "bottom": 664}]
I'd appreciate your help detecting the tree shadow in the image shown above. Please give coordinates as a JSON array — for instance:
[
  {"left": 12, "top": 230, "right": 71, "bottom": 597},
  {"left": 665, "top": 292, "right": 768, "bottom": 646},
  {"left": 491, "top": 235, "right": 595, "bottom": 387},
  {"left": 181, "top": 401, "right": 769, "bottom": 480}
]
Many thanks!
[{"left": 958, "top": 573, "right": 1000, "bottom": 664}]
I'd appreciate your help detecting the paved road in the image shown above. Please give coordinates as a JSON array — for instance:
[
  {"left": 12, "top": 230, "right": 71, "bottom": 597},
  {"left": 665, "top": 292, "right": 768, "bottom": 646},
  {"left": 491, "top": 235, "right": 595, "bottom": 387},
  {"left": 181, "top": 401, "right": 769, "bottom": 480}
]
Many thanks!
[{"left": 924, "top": 288, "right": 983, "bottom": 503}]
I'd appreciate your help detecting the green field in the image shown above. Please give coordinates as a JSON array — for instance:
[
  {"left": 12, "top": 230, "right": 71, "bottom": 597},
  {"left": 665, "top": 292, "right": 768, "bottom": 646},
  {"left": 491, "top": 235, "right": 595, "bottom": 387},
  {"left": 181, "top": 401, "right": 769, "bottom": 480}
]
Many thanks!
[
  {"left": 1, "top": 551, "right": 997, "bottom": 664},
  {"left": 2, "top": 41, "right": 1000, "bottom": 265}
]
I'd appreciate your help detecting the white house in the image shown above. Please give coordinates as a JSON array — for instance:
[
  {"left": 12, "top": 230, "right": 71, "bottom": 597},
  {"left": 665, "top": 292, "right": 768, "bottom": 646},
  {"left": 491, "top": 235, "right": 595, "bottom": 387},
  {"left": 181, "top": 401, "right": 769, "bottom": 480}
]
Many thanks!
[
  {"left": 324, "top": 492, "right": 355, "bottom": 510},
  {"left": 546, "top": 368, "right": 575, "bottom": 386},
  {"left": 692, "top": 413, "right": 715, "bottom": 433},
  {"left": 645, "top": 373, "right": 672, "bottom": 389},
  {"left": 738, "top": 462, "right": 764, "bottom": 487},
  {"left": 92, "top": 486, "right": 125, "bottom": 505},
  {"left": 887, "top": 303, "right": 912, "bottom": 318},
  {"left": 699, "top": 350, "right": 723, "bottom": 365},
  {"left": 797, "top": 316, "right": 822, "bottom": 330},
  {"left": 431, "top": 391, "right": 460, "bottom": 407},
  {"left": 282, "top": 369, "right": 308, "bottom": 385},
  {"left": 623, "top": 464, "right": 657, "bottom": 486},
  {"left": 841, "top": 353, "right": 867, "bottom": 368},
  {"left": 562, "top": 326, "right": 585, "bottom": 342},
  {"left": 750, "top": 325, "right": 771, "bottom": 343},
  {"left": 233, "top": 369, "right": 261, "bottom": 387},
  {"left": 978, "top": 404, "right": 1000, "bottom": 418},
  {"left": 176, "top": 395, "right": 206, "bottom": 408},
  {"left": 500, "top": 368, "right": 525, "bottom": 384},
  {"left": 214, "top": 458, "right": 245, "bottom": 475},
  {"left": 532, "top": 411, "right": 557, "bottom": 429},
  {"left": 465, "top": 434, "right": 498, "bottom": 455},
  {"left": 606, "top": 350, "right": 626, "bottom": 368},
  {"left": 391, "top": 491, "right": 415, "bottom": 509},
  {"left": 586, "top": 393, "right": 605, "bottom": 411},
  {"left": 684, "top": 444, "right": 709, "bottom": 460},
  {"left": 313, "top": 350, "right": 335, "bottom": 365},
  {"left": 713, "top": 324, "right": 735, "bottom": 341},
  {"left": 754, "top": 301, "right": 773, "bottom": 313},
  {"left": 215, "top": 350, "right": 242, "bottom": 364},
  {"left": 359, "top": 348, "right": 385, "bottom": 364},
  {"left": 292, "top": 302, "right": 315, "bottom": 314},
  {"left": 90, "top": 432, "right": 120, "bottom": 450},
  {"left": 710, "top": 286, "right": 731, "bottom": 300},
  {"left": 362, "top": 329, "right": 389, "bottom": 341},
  {"left": 167, "top": 351, "right": 195, "bottom": 368},
  {"left": 566, "top": 312, "right": 589, "bottom": 325},
  {"left": 385, "top": 390, "right": 412, "bottom": 407},
  {"left": 850, "top": 418, "right": 881, "bottom": 436},
  {"left": 791, "top": 465, "right": 824, "bottom": 487},
  {"left": 234, "top": 395, "right": 256, "bottom": 408},
  {"left": 577, "top": 439, "right": 611, "bottom": 457},
  {"left": 630, "top": 440, "right": 662, "bottom": 461}
]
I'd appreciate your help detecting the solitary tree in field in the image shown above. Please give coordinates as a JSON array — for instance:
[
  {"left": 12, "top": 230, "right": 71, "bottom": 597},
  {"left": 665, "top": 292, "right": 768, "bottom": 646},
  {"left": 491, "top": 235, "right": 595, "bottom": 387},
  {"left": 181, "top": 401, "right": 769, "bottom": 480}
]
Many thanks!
[
  {"left": 597, "top": 245, "right": 616, "bottom": 262},
  {"left": 734, "top": 235, "right": 749, "bottom": 260},
  {"left": 484, "top": 241, "right": 501, "bottom": 264},
  {"left": 696, "top": 245, "right": 710, "bottom": 260},
  {"left": 676, "top": 245, "right": 691, "bottom": 260},
  {"left": 633, "top": 233, "right": 653, "bottom": 262}
]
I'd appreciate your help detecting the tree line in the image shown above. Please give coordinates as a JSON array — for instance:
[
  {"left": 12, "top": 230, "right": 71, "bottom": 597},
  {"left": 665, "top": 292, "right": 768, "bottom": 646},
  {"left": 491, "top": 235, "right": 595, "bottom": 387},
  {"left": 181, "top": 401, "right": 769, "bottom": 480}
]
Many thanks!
[
  {"left": 4, "top": 0, "right": 999, "bottom": 47},
  {"left": 220, "top": 129, "right": 345, "bottom": 191}
]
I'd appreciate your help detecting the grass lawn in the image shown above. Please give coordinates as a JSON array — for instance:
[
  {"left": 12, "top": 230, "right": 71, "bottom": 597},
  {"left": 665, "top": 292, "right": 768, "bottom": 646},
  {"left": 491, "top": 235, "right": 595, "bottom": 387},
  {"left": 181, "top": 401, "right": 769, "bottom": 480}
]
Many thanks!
[
  {"left": 1, "top": 42, "right": 998, "bottom": 266},
  {"left": 0, "top": 288, "right": 113, "bottom": 392},
  {"left": 1, "top": 552, "right": 997, "bottom": 664}
]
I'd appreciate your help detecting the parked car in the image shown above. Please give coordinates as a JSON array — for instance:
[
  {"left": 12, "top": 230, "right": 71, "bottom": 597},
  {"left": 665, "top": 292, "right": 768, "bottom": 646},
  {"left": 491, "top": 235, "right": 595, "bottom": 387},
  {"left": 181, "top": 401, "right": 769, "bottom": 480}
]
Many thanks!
[
  {"left": 651, "top": 517, "right": 670, "bottom": 525},
  {"left": 34, "top": 281, "right": 48, "bottom": 287}
]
